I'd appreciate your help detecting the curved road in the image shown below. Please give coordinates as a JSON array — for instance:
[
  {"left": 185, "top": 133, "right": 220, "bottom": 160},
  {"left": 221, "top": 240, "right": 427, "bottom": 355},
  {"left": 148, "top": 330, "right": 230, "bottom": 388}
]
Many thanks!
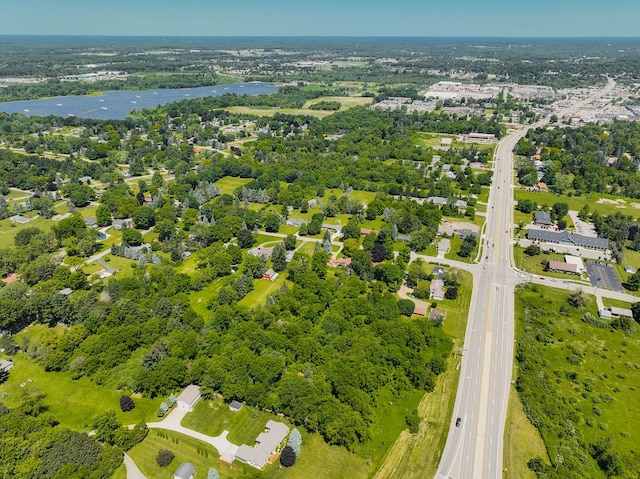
[{"left": 436, "top": 78, "right": 617, "bottom": 479}]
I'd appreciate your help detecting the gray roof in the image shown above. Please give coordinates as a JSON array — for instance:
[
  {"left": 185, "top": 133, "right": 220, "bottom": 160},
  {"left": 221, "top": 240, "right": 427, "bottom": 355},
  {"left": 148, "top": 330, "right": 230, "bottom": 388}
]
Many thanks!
[
  {"left": 58, "top": 288, "right": 73, "bottom": 296},
  {"left": 0, "top": 359, "right": 14, "bottom": 372},
  {"left": 235, "top": 420, "right": 289, "bottom": 469},
  {"left": 610, "top": 307, "right": 633, "bottom": 318},
  {"left": 229, "top": 400, "right": 243, "bottom": 411},
  {"left": 173, "top": 462, "right": 196, "bottom": 479},
  {"left": 457, "top": 229, "right": 479, "bottom": 240},
  {"left": 526, "top": 228, "right": 608, "bottom": 250},
  {"left": 534, "top": 211, "right": 553, "bottom": 225},
  {"left": 176, "top": 384, "right": 201, "bottom": 408}
]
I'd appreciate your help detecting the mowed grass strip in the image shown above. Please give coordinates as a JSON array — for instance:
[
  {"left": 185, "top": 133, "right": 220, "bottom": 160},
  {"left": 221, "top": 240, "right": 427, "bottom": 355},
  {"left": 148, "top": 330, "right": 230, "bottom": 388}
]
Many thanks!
[{"left": 214, "top": 176, "right": 253, "bottom": 196}]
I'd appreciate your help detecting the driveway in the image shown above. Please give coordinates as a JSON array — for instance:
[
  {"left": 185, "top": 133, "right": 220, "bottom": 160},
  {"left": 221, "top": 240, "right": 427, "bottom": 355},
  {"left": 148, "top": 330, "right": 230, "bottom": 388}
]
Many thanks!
[
  {"left": 123, "top": 453, "right": 147, "bottom": 479},
  {"left": 147, "top": 406, "right": 239, "bottom": 459}
]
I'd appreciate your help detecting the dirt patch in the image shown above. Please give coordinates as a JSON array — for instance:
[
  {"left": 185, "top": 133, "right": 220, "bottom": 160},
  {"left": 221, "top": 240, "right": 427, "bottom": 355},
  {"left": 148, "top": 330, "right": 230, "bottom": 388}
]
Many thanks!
[
  {"left": 631, "top": 203, "right": 640, "bottom": 210},
  {"left": 597, "top": 198, "right": 626, "bottom": 205}
]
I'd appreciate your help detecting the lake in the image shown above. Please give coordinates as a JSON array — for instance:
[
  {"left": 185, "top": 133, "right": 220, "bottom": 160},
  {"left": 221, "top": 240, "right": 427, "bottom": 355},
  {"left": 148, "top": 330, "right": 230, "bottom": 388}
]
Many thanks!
[{"left": 0, "top": 82, "right": 278, "bottom": 120}]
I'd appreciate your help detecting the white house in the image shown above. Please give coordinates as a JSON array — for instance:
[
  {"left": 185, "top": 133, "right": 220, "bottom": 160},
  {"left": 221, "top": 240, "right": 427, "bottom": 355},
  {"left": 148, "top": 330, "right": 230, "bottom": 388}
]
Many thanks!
[{"left": 176, "top": 384, "right": 201, "bottom": 412}]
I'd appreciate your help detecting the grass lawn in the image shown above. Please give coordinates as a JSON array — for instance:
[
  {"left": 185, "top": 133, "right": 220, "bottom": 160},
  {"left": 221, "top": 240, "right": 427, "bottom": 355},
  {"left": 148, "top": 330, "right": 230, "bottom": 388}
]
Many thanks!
[
  {"left": 226, "top": 96, "right": 372, "bottom": 119},
  {"left": 514, "top": 284, "right": 640, "bottom": 476},
  {"left": 513, "top": 246, "right": 590, "bottom": 282},
  {"left": 0, "top": 350, "right": 158, "bottom": 430},
  {"left": 0, "top": 216, "right": 56, "bottom": 248},
  {"left": 238, "top": 274, "right": 287, "bottom": 308},
  {"left": 214, "top": 176, "right": 253, "bottom": 196},
  {"left": 514, "top": 189, "right": 640, "bottom": 219},
  {"left": 444, "top": 235, "right": 477, "bottom": 263},
  {"left": 183, "top": 397, "right": 286, "bottom": 445},
  {"left": 127, "top": 430, "right": 232, "bottom": 479},
  {"left": 348, "top": 190, "right": 378, "bottom": 204},
  {"left": 5, "top": 188, "right": 29, "bottom": 200},
  {"left": 279, "top": 224, "right": 299, "bottom": 235},
  {"left": 296, "top": 241, "right": 316, "bottom": 257},
  {"left": 503, "top": 386, "right": 549, "bottom": 479},
  {"left": 189, "top": 276, "right": 232, "bottom": 319}
]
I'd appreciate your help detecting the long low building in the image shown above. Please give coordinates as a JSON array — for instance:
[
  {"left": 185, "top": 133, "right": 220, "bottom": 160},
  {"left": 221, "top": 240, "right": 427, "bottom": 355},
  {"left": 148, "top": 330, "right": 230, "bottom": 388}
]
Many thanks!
[{"left": 526, "top": 228, "right": 609, "bottom": 250}]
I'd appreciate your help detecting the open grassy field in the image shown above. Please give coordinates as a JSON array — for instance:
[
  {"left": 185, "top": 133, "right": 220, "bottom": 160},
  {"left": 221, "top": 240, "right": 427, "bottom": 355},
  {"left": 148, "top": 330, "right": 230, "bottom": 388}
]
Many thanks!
[
  {"left": 238, "top": 274, "right": 287, "bottom": 308},
  {"left": 375, "top": 268, "right": 471, "bottom": 479},
  {"left": 514, "top": 189, "right": 640, "bottom": 219},
  {"left": 0, "top": 216, "right": 56, "bottom": 248},
  {"left": 226, "top": 96, "right": 372, "bottom": 119},
  {"left": 0, "top": 348, "right": 158, "bottom": 430},
  {"left": 503, "top": 386, "right": 549, "bottom": 479},
  {"left": 513, "top": 284, "right": 640, "bottom": 477},
  {"left": 214, "top": 176, "right": 253, "bottom": 196},
  {"left": 444, "top": 235, "right": 478, "bottom": 263},
  {"left": 189, "top": 276, "right": 231, "bottom": 319}
]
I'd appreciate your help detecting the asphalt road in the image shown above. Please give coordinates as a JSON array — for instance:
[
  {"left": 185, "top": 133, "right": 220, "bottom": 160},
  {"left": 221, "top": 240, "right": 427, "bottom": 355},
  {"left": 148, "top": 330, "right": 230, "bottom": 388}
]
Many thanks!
[{"left": 435, "top": 78, "right": 617, "bottom": 479}]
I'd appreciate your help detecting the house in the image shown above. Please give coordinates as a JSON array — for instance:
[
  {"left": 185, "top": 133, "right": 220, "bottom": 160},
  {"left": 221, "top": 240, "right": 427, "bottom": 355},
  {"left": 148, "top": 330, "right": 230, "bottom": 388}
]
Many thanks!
[
  {"left": 565, "top": 255, "right": 585, "bottom": 273},
  {"left": 610, "top": 307, "right": 633, "bottom": 318},
  {"left": 547, "top": 261, "right": 579, "bottom": 274},
  {"left": 624, "top": 265, "right": 636, "bottom": 274},
  {"left": 429, "top": 309, "right": 446, "bottom": 321},
  {"left": 537, "top": 182, "right": 548, "bottom": 191},
  {"left": 437, "top": 238, "right": 451, "bottom": 254},
  {"left": 598, "top": 309, "right": 612, "bottom": 319},
  {"left": 360, "top": 228, "right": 378, "bottom": 235},
  {"left": 526, "top": 229, "right": 609, "bottom": 250},
  {"left": 396, "top": 234, "right": 412, "bottom": 243},
  {"left": 413, "top": 301, "right": 428, "bottom": 316},
  {"left": 0, "top": 359, "right": 14, "bottom": 372},
  {"left": 176, "top": 384, "right": 201, "bottom": 412},
  {"left": 427, "top": 196, "right": 448, "bottom": 206},
  {"left": 229, "top": 400, "right": 243, "bottom": 412},
  {"left": 263, "top": 269, "right": 278, "bottom": 281},
  {"left": 286, "top": 218, "right": 307, "bottom": 227},
  {"left": 173, "top": 463, "right": 196, "bottom": 479},
  {"left": 84, "top": 217, "right": 97, "bottom": 228},
  {"left": 440, "top": 137, "right": 453, "bottom": 147},
  {"left": 112, "top": 219, "right": 132, "bottom": 230},
  {"left": 534, "top": 211, "right": 553, "bottom": 227},
  {"left": 430, "top": 279, "right": 445, "bottom": 300},
  {"left": 58, "top": 288, "right": 73, "bottom": 296},
  {"left": 329, "top": 257, "right": 352, "bottom": 267},
  {"left": 432, "top": 266, "right": 445, "bottom": 279},
  {"left": 234, "top": 420, "right": 290, "bottom": 469},
  {"left": 248, "top": 247, "right": 273, "bottom": 258}
]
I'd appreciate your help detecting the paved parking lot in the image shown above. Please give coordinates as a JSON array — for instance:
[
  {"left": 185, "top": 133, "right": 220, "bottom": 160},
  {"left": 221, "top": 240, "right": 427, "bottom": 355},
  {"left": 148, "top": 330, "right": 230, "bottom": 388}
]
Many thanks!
[{"left": 585, "top": 261, "right": 624, "bottom": 293}]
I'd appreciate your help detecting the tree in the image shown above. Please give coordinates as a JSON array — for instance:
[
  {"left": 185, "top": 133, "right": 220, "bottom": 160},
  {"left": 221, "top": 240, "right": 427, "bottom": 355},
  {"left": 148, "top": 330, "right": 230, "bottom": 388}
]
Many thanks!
[
  {"left": 155, "top": 219, "right": 176, "bottom": 241},
  {"left": 287, "top": 428, "right": 302, "bottom": 456},
  {"left": 631, "top": 302, "right": 640, "bottom": 323},
  {"left": 524, "top": 244, "right": 541, "bottom": 256},
  {"left": 445, "top": 287, "right": 458, "bottom": 300},
  {"left": 122, "top": 228, "right": 143, "bottom": 247},
  {"left": 120, "top": 395, "right": 135, "bottom": 412},
  {"left": 627, "top": 271, "right": 640, "bottom": 291},
  {"left": 551, "top": 202, "right": 569, "bottom": 221},
  {"left": 271, "top": 243, "right": 287, "bottom": 272},
  {"left": 398, "top": 299, "right": 416, "bottom": 317},
  {"left": 457, "top": 236, "right": 477, "bottom": 258},
  {"left": 567, "top": 290, "right": 585, "bottom": 308},
  {"left": 237, "top": 229, "right": 254, "bottom": 249},
  {"left": 371, "top": 243, "right": 387, "bottom": 263},
  {"left": 96, "top": 204, "right": 113, "bottom": 227},
  {"left": 284, "top": 234, "right": 297, "bottom": 250},
  {"left": 132, "top": 205, "right": 156, "bottom": 229},
  {"left": 264, "top": 212, "right": 281, "bottom": 233},
  {"left": 156, "top": 449, "right": 174, "bottom": 467},
  {"left": 280, "top": 445, "right": 296, "bottom": 467},
  {"left": 341, "top": 220, "right": 361, "bottom": 240}
]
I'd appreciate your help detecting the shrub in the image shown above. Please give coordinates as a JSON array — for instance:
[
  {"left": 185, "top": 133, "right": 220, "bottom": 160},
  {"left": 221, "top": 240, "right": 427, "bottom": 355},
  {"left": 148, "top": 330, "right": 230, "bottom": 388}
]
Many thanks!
[
  {"left": 280, "top": 445, "right": 296, "bottom": 467},
  {"left": 156, "top": 449, "right": 174, "bottom": 467},
  {"left": 119, "top": 395, "right": 135, "bottom": 412},
  {"left": 445, "top": 287, "right": 458, "bottom": 300}
]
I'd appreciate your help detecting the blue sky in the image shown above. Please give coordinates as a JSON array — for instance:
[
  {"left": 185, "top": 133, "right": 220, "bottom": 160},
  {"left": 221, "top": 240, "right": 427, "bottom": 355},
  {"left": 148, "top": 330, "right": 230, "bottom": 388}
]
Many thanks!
[{"left": 2, "top": 0, "right": 639, "bottom": 36}]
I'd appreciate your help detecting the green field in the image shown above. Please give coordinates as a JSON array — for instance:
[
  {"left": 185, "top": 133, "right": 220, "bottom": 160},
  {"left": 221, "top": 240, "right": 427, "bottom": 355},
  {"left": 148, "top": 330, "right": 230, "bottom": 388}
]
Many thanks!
[
  {"left": 226, "top": 96, "right": 373, "bottom": 119},
  {"left": 0, "top": 216, "right": 56, "bottom": 248},
  {"left": 0, "top": 347, "right": 158, "bottom": 430},
  {"left": 238, "top": 274, "right": 287, "bottom": 308},
  {"left": 513, "top": 246, "right": 590, "bottom": 282},
  {"left": 214, "top": 176, "right": 253, "bottom": 196},
  {"left": 514, "top": 189, "right": 640, "bottom": 219},
  {"left": 513, "top": 284, "right": 640, "bottom": 477}
]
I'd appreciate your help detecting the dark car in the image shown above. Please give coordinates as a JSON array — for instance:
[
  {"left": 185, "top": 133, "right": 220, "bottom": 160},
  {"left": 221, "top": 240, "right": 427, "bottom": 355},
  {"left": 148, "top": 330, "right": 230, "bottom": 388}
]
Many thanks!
[{"left": 456, "top": 417, "right": 462, "bottom": 427}]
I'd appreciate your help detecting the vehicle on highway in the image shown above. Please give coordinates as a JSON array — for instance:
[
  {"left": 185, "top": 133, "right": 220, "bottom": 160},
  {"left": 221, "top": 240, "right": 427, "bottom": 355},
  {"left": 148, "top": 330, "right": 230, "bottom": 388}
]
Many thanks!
[
  {"left": 539, "top": 277, "right": 545, "bottom": 280},
  {"left": 456, "top": 417, "right": 462, "bottom": 427}
]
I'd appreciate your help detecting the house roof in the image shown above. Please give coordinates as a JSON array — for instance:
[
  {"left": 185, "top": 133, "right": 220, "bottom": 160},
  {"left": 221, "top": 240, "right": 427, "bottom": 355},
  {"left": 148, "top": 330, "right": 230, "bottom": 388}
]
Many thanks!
[
  {"left": 610, "top": 307, "right": 633, "bottom": 318},
  {"left": 264, "top": 268, "right": 276, "bottom": 277},
  {"left": 173, "top": 462, "right": 196, "bottom": 479},
  {"left": 429, "top": 309, "right": 446, "bottom": 321},
  {"left": 0, "top": 359, "right": 14, "bottom": 372},
  {"left": 526, "top": 228, "right": 609, "bottom": 250},
  {"left": 58, "top": 288, "right": 73, "bottom": 296},
  {"left": 2, "top": 273, "right": 18, "bottom": 284},
  {"left": 176, "top": 384, "right": 201, "bottom": 407},
  {"left": 413, "top": 301, "right": 428, "bottom": 316},
  {"left": 229, "top": 400, "right": 243, "bottom": 411},
  {"left": 235, "top": 420, "right": 289, "bottom": 469},
  {"left": 430, "top": 279, "right": 445, "bottom": 298},
  {"left": 329, "top": 257, "right": 352, "bottom": 266},
  {"left": 534, "top": 211, "right": 553, "bottom": 225},
  {"left": 547, "top": 261, "right": 578, "bottom": 273}
]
